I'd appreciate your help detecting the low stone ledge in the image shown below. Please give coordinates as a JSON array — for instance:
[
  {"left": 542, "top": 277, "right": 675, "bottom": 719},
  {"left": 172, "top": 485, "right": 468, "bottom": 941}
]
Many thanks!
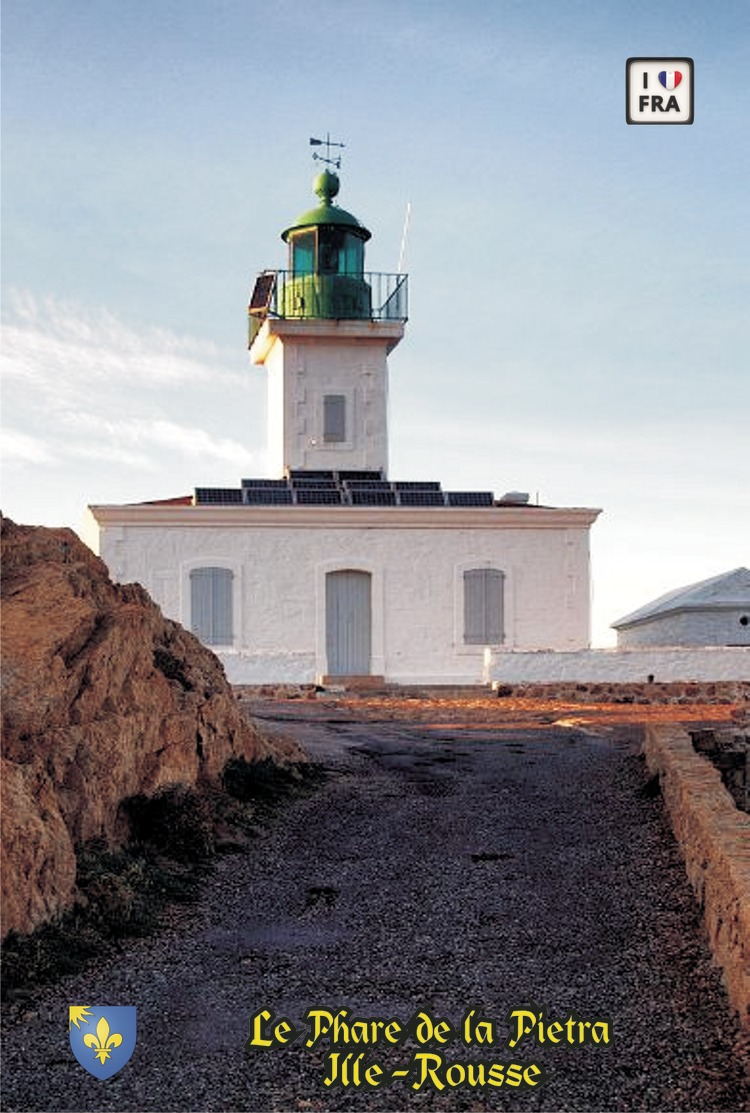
[
  {"left": 642, "top": 724, "right": 750, "bottom": 1029},
  {"left": 234, "top": 683, "right": 319, "bottom": 701},
  {"left": 492, "top": 680, "right": 750, "bottom": 706},
  {"left": 233, "top": 679, "right": 750, "bottom": 708}
]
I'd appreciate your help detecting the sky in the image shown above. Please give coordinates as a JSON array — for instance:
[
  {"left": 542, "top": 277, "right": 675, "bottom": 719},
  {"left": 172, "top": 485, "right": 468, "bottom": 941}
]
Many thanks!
[{"left": 2, "top": 0, "right": 748, "bottom": 646}]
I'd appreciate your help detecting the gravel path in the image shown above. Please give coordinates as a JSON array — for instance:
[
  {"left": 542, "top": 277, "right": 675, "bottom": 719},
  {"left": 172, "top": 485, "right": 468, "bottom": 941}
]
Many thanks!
[{"left": 2, "top": 711, "right": 748, "bottom": 1112}]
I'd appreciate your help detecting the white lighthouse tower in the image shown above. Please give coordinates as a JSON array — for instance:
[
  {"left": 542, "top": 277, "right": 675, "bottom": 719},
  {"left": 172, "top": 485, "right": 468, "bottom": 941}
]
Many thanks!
[
  {"left": 87, "top": 146, "right": 600, "bottom": 686},
  {"left": 248, "top": 162, "right": 407, "bottom": 477}
]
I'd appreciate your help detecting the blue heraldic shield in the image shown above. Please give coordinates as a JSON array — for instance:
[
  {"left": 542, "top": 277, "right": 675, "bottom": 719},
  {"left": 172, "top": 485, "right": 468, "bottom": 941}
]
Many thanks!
[{"left": 69, "top": 1006, "right": 137, "bottom": 1080}]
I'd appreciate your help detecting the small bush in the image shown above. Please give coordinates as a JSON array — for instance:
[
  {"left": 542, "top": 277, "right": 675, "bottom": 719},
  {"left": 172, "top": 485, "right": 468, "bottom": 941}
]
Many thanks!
[
  {"left": 2, "top": 919, "right": 97, "bottom": 994},
  {"left": 222, "top": 756, "right": 298, "bottom": 801},
  {"left": 81, "top": 864, "right": 153, "bottom": 936},
  {"left": 223, "top": 757, "right": 326, "bottom": 808},
  {"left": 123, "top": 785, "right": 214, "bottom": 861},
  {"left": 1, "top": 842, "right": 206, "bottom": 999}
]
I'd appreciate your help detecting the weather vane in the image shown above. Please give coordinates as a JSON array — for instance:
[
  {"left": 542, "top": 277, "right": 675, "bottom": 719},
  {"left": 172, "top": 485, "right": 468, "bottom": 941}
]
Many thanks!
[{"left": 309, "top": 133, "right": 345, "bottom": 170}]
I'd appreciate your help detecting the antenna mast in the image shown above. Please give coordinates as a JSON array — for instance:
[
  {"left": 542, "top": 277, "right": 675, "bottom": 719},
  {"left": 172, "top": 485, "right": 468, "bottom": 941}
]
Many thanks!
[{"left": 397, "top": 201, "right": 411, "bottom": 274}]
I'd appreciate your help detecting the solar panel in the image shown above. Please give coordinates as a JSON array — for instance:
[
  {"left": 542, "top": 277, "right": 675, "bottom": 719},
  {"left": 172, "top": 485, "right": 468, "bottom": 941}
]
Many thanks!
[
  {"left": 348, "top": 489, "right": 398, "bottom": 506},
  {"left": 445, "top": 492, "right": 495, "bottom": 507},
  {"left": 337, "top": 470, "right": 384, "bottom": 482},
  {"left": 343, "top": 479, "right": 393, "bottom": 491},
  {"left": 397, "top": 490, "right": 446, "bottom": 506},
  {"left": 288, "top": 469, "right": 336, "bottom": 482},
  {"left": 294, "top": 488, "right": 346, "bottom": 505},
  {"left": 194, "top": 488, "right": 244, "bottom": 505},
  {"left": 290, "top": 476, "right": 339, "bottom": 489},
  {"left": 241, "top": 478, "right": 290, "bottom": 489},
  {"left": 393, "top": 481, "right": 442, "bottom": 492},
  {"left": 243, "top": 488, "right": 294, "bottom": 505},
  {"left": 249, "top": 271, "right": 276, "bottom": 312}
]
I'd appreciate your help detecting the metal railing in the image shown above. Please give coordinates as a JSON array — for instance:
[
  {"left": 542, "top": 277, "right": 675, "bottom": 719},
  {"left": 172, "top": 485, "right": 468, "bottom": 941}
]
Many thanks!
[{"left": 249, "top": 270, "right": 408, "bottom": 327}]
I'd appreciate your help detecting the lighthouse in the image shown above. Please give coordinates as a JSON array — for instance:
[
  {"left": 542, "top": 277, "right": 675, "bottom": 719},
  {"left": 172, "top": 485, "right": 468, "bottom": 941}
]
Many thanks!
[
  {"left": 248, "top": 165, "right": 407, "bottom": 476},
  {"left": 86, "top": 147, "right": 600, "bottom": 685}
]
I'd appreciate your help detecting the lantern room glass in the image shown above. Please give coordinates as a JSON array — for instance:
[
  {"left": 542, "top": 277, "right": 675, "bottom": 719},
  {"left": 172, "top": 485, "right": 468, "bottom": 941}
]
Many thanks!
[
  {"left": 289, "top": 229, "right": 364, "bottom": 276},
  {"left": 290, "top": 231, "right": 315, "bottom": 275}
]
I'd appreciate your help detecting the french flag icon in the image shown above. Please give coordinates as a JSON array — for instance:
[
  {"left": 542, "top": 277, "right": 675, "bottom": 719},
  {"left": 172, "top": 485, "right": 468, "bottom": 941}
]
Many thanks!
[{"left": 659, "top": 70, "right": 682, "bottom": 90}]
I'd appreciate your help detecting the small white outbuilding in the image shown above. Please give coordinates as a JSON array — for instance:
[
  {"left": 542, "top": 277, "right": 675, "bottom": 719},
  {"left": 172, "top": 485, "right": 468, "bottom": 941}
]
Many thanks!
[
  {"left": 612, "top": 567, "right": 750, "bottom": 648},
  {"left": 85, "top": 164, "right": 601, "bottom": 685}
]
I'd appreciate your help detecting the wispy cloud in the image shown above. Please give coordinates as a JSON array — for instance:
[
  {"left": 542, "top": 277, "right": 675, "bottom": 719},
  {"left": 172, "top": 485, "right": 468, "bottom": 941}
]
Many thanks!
[
  {"left": 2, "top": 289, "right": 246, "bottom": 399},
  {"left": 1, "top": 291, "right": 264, "bottom": 525},
  {"left": 0, "top": 427, "right": 55, "bottom": 464},
  {"left": 60, "top": 414, "right": 256, "bottom": 468}
]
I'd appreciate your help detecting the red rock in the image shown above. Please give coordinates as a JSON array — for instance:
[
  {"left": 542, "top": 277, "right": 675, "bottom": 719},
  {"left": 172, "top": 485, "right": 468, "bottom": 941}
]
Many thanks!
[{"left": 0, "top": 518, "right": 302, "bottom": 939}]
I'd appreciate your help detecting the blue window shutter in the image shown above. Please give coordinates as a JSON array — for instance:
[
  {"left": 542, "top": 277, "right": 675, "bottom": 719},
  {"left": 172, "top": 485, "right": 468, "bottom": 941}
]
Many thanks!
[
  {"left": 464, "top": 569, "right": 504, "bottom": 645},
  {"left": 190, "top": 567, "right": 233, "bottom": 645},
  {"left": 190, "top": 568, "right": 213, "bottom": 642}
]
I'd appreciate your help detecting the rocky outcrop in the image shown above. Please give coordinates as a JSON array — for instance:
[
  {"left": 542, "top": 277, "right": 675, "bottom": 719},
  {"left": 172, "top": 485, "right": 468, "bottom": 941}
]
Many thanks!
[{"left": 1, "top": 517, "right": 300, "bottom": 939}]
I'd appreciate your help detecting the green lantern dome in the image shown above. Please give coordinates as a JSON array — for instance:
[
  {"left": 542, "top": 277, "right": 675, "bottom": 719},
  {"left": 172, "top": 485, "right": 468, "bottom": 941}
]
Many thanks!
[
  {"left": 281, "top": 170, "right": 371, "bottom": 243},
  {"left": 274, "top": 167, "right": 375, "bottom": 320},
  {"left": 247, "top": 156, "right": 408, "bottom": 342}
]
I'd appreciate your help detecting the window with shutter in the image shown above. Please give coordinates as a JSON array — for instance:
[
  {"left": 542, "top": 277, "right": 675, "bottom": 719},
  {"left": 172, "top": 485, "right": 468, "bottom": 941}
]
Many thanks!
[
  {"left": 190, "top": 567, "right": 233, "bottom": 645},
  {"left": 323, "top": 394, "right": 346, "bottom": 442},
  {"left": 464, "top": 568, "right": 504, "bottom": 645}
]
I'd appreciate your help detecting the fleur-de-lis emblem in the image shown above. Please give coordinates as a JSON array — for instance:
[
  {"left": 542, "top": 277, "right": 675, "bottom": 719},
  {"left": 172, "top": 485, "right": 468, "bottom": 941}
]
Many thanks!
[
  {"left": 83, "top": 1016, "right": 123, "bottom": 1064},
  {"left": 69, "top": 1004, "right": 136, "bottom": 1079}
]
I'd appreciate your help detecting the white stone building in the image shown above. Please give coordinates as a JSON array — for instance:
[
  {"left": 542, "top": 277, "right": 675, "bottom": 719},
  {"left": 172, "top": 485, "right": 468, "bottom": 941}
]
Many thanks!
[
  {"left": 85, "top": 165, "right": 600, "bottom": 685},
  {"left": 612, "top": 567, "right": 750, "bottom": 649}
]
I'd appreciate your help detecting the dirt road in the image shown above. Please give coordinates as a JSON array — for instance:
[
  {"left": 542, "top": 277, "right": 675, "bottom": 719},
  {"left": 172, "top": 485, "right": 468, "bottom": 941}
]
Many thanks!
[{"left": 2, "top": 704, "right": 747, "bottom": 1111}]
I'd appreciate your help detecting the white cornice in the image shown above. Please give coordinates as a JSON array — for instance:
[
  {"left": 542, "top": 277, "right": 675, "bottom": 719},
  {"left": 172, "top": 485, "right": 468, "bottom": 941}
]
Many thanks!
[
  {"left": 250, "top": 317, "right": 405, "bottom": 363},
  {"left": 88, "top": 504, "right": 601, "bottom": 531}
]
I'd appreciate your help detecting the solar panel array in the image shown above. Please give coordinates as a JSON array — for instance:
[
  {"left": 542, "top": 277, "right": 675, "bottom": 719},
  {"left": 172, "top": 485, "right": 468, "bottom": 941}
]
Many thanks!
[{"left": 195, "top": 473, "right": 499, "bottom": 508}]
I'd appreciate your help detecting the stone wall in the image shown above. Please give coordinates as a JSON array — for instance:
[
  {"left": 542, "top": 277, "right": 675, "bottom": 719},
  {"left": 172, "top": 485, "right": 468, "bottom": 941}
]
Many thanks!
[
  {"left": 691, "top": 729, "right": 748, "bottom": 813},
  {"left": 642, "top": 725, "right": 750, "bottom": 1029},
  {"left": 491, "top": 679, "right": 750, "bottom": 705},
  {"left": 233, "top": 679, "right": 750, "bottom": 709},
  {"left": 485, "top": 646, "right": 750, "bottom": 685}
]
